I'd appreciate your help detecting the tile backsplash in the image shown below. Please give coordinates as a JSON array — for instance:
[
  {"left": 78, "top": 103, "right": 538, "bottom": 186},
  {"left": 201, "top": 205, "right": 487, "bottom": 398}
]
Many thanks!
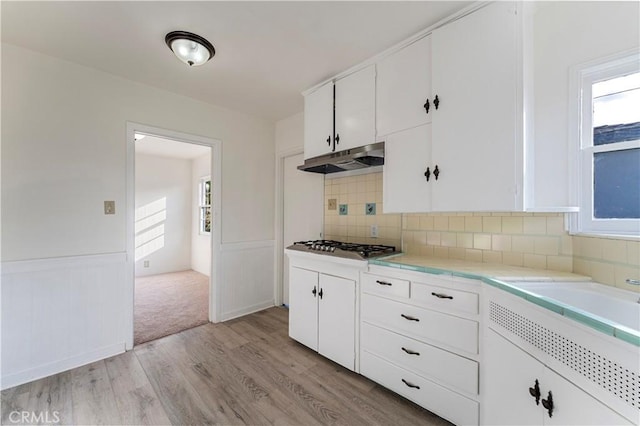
[
  {"left": 323, "top": 171, "right": 639, "bottom": 291},
  {"left": 324, "top": 172, "right": 401, "bottom": 249}
]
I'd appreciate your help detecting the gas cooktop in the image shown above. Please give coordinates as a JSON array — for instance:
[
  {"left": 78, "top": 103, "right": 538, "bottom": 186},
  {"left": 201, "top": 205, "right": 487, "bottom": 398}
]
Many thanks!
[{"left": 287, "top": 240, "right": 397, "bottom": 260}]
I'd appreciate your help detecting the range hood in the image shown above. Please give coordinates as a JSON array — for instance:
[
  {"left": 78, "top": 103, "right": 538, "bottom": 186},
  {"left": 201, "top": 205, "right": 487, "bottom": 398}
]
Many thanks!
[{"left": 298, "top": 142, "right": 384, "bottom": 174}]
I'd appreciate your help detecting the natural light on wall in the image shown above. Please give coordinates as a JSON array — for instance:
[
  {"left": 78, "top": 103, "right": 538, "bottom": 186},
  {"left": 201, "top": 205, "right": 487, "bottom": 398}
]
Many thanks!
[{"left": 135, "top": 197, "right": 167, "bottom": 261}]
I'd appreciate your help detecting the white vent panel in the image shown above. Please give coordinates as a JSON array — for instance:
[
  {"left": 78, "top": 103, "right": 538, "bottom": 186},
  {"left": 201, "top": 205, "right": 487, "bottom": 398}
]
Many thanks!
[{"left": 489, "top": 301, "right": 638, "bottom": 410}]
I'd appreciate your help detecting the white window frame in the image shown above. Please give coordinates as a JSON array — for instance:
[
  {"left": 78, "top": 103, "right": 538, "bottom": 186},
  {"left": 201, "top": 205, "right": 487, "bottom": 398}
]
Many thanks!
[
  {"left": 569, "top": 49, "right": 640, "bottom": 237},
  {"left": 198, "top": 175, "right": 211, "bottom": 235}
]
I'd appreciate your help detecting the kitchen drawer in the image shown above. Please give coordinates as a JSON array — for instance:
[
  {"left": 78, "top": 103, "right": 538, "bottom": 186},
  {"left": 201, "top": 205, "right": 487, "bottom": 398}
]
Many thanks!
[
  {"left": 361, "top": 272, "right": 410, "bottom": 299},
  {"left": 361, "top": 322, "right": 478, "bottom": 395},
  {"left": 361, "top": 350, "right": 479, "bottom": 426},
  {"left": 410, "top": 281, "right": 479, "bottom": 315},
  {"left": 361, "top": 293, "right": 478, "bottom": 354}
]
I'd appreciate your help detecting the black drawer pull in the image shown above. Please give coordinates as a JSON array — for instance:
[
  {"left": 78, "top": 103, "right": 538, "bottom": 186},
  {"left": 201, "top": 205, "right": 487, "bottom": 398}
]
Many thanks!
[
  {"left": 376, "top": 280, "right": 392, "bottom": 286},
  {"left": 400, "top": 314, "right": 420, "bottom": 322},
  {"left": 431, "top": 292, "right": 453, "bottom": 300},
  {"left": 401, "top": 379, "right": 420, "bottom": 389},
  {"left": 401, "top": 347, "right": 420, "bottom": 356}
]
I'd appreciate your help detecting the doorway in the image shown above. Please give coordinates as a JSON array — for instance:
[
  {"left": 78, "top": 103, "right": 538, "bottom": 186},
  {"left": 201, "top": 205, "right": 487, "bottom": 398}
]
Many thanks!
[
  {"left": 125, "top": 123, "right": 222, "bottom": 350},
  {"left": 280, "top": 152, "right": 324, "bottom": 305},
  {"left": 133, "top": 134, "right": 210, "bottom": 344}
]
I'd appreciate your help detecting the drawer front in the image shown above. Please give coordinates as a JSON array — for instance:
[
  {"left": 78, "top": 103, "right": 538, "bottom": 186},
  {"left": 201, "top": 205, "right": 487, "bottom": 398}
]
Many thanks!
[
  {"left": 411, "top": 281, "right": 479, "bottom": 315},
  {"left": 361, "top": 350, "right": 479, "bottom": 426},
  {"left": 361, "top": 322, "right": 478, "bottom": 395},
  {"left": 361, "top": 272, "right": 410, "bottom": 299},
  {"left": 361, "top": 293, "right": 478, "bottom": 354}
]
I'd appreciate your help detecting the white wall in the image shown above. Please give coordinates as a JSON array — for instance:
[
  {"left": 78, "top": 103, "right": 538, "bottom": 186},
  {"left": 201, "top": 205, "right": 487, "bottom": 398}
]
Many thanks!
[
  {"left": 1, "top": 43, "right": 275, "bottom": 388},
  {"left": 191, "top": 152, "right": 211, "bottom": 276},
  {"left": 275, "top": 112, "right": 304, "bottom": 154},
  {"left": 134, "top": 153, "right": 192, "bottom": 277},
  {"left": 532, "top": 1, "right": 640, "bottom": 207},
  {"left": 1, "top": 43, "right": 275, "bottom": 262}
]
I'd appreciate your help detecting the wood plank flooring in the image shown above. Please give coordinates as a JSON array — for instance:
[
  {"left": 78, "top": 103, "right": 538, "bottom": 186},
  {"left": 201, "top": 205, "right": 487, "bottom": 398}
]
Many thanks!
[{"left": 1, "top": 307, "right": 452, "bottom": 425}]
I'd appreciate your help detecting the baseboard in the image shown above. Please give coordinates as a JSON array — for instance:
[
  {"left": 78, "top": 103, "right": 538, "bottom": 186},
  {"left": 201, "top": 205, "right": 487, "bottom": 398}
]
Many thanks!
[
  {"left": 1, "top": 342, "right": 125, "bottom": 390},
  {"left": 221, "top": 300, "right": 275, "bottom": 322}
]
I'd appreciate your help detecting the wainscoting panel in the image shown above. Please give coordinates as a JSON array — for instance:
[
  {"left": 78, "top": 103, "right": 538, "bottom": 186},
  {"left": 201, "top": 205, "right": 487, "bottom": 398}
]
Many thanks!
[
  {"left": 1, "top": 253, "right": 128, "bottom": 390},
  {"left": 219, "top": 240, "right": 275, "bottom": 321}
]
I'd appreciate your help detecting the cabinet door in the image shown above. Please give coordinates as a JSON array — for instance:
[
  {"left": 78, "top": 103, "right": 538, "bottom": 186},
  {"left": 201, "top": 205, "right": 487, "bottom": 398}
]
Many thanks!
[
  {"left": 543, "top": 368, "right": 632, "bottom": 426},
  {"left": 376, "top": 35, "right": 432, "bottom": 137},
  {"left": 318, "top": 274, "right": 355, "bottom": 370},
  {"left": 335, "top": 65, "right": 376, "bottom": 151},
  {"left": 288, "top": 267, "right": 318, "bottom": 351},
  {"left": 383, "top": 124, "right": 432, "bottom": 213},
  {"left": 431, "top": 2, "right": 519, "bottom": 212},
  {"left": 483, "top": 329, "right": 545, "bottom": 425},
  {"left": 304, "top": 82, "right": 334, "bottom": 159}
]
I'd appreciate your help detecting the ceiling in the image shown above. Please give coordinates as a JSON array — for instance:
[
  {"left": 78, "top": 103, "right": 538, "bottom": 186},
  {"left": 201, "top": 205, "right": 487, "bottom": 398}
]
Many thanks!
[
  {"left": 135, "top": 134, "right": 210, "bottom": 160},
  {"left": 1, "top": 1, "right": 471, "bottom": 121}
]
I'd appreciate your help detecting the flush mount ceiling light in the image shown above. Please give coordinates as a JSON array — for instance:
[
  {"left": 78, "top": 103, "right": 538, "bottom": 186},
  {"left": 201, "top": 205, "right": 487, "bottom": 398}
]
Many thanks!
[{"left": 165, "top": 31, "right": 215, "bottom": 67}]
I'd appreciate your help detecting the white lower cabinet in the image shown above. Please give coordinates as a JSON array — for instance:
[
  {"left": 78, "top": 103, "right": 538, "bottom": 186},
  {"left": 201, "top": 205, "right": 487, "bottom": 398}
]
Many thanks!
[
  {"left": 317, "top": 274, "right": 356, "bottom": 370},
  {"left": 484, "top": 328, "right": 632, "bottom": 426},
  {"left": 361, "top": 350, "right": 479, "bottom": 426},
  {"left": 360, "top": 268, "right": 481, "bottom": 425},
  {"left": 288, "top": 266, "right": 356, "bottom": 371},
  {"left": 361, "top": 322, "right": 478, "bottom": 395}
]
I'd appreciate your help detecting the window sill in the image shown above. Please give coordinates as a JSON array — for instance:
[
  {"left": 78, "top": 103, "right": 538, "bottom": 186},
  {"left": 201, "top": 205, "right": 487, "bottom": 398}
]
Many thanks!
[{"left": 570, "top": 231, "right": 640, "bottom": 241}]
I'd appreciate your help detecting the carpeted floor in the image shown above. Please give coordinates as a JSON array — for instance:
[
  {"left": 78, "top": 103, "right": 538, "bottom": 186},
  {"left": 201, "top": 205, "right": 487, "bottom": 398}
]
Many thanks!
[{"left": 134, "top": 270, "right": 209, "bottom": 345}]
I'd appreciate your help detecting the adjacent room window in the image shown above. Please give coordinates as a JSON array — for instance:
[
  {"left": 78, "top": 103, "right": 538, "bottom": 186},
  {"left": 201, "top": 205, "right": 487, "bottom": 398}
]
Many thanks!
[
  {"left": 576, "top": 52, "right": 640, "bottom": 235},
  {"left": 199, "top": 177, "right": 212, "bottom": 234}
]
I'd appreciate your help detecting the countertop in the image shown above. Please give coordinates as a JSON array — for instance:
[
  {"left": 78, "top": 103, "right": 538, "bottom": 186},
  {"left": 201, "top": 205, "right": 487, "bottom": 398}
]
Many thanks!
[
  {"left": 369, "top": 254, "right": 590, "bottom": 282},
  {"left": 369, "top": 254, "right": 639, "bottom": 346}
]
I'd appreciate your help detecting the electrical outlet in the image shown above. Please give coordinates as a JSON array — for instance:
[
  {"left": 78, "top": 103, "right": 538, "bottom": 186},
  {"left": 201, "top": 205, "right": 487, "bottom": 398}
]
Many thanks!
[
  {"left": 144, "top": 260, "right": 149, "bottom": 268},
  {"left": 370, "top": 224, "right": 378, "bottom": 238},
  {"left": 328, "top": 199, "right": 337, "bottom": 210},
  {"left": 104, "top": 200, "right": 115, "bottom": 215}
]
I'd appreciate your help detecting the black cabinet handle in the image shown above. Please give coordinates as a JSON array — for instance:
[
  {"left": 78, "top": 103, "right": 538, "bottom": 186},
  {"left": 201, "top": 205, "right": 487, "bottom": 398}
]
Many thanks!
[
  {"left": 401, "top": 347, "right": 420, "bottom": 356},
  {"left": 401, "top": 379, "right": 420, "bottom": 389},
  {"left": 326, "top": 136, "right": 331, "bottom": 146},
  {"left": 423, "top": 98, "right": 430, "bottom": 114},
  {"left": 400, "top": 314, "right": 420, "bottom": 322},
  {"left": 335, "top": 134, "right": 340, "bottom": 145},
  {"left": 433, "top": 165, "right": 440, "bottom": 180},
  {"left": 434, "top": 94, "right": 440, "bottom": 110},
  {"left": 528, "top": 379, "right": 541, "bottom": 405},
  {"left": 431, "top": 292, "right": 453, "bottom": 300},
  {"left": 376, "top": 280, "right": 392, "bottom": 286},
  {"left": 319, "top": 288, "right": 324, "bottom": 299},
  {"left": 424, "top": 167, "right": 431, "bottom": 182},
  {"left": 541, "top": 392, "right": 554, "bottom": 418},
  {"left": 312, "top": 286, "right": 317, "bottom": 297}
]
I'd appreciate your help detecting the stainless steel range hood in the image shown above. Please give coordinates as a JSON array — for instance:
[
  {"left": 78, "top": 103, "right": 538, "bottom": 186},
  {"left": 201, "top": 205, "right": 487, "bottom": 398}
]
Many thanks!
[{"left": 297, "top": 142, "right": 384, "bottom": 174}]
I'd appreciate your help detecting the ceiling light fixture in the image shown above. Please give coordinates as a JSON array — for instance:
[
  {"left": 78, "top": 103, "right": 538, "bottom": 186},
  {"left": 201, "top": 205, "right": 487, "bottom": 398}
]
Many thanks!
[{"left": 165, "top": 31, "right": 215, "bottom": 67}]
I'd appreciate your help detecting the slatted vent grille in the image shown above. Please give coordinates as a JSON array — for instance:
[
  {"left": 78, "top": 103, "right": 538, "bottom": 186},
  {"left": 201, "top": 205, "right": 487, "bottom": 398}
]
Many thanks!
[{"left": 489, "top": 301, "right": 638, "bottom": 410}]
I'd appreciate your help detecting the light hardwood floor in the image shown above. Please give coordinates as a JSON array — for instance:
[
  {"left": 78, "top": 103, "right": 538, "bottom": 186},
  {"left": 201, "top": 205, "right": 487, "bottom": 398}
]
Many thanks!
[{"left": 1, "top": 307, "right": 452, "bottom": 425}]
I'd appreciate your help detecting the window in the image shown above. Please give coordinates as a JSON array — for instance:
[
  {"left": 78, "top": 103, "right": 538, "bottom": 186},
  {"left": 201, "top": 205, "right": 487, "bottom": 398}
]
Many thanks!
[
  {"left": 575, "top": 52, "right": 640, "bottom": 235},
  {"left": 199, "top": 177, "right": 211, "bottom": 234}
]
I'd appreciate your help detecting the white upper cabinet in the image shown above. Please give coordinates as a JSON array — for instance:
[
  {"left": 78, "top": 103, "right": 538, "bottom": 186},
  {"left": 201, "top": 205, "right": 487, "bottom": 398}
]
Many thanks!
[
  {"left": 376, "top": 35, "right": 432, "bottom": 137},
  {"left": 303, "top": 65, "right": 376, "bottom": 159},
  {"left": 382, "top": 2, "right": 524, "bottom": 213},
  {"left": 334, "top": 65, "right": 376, "bottom": 151},
  {"left": 383, "top": 124, "right": 432, "bottom": 213},
  {"left": 430, "top": 1, "right": 521, "bottom": 212},
  {"left": 303, "top": 81, "right": 334, "bottom": 160}
]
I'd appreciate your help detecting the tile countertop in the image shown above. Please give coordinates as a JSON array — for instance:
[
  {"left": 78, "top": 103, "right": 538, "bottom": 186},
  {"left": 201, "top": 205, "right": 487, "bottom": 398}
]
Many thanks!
[
  {"left": 369, "top": 254, "right": 590, "bottom": 281},
  {"left": 369, "top": 254, "right": 640, "bottom": 347}
]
